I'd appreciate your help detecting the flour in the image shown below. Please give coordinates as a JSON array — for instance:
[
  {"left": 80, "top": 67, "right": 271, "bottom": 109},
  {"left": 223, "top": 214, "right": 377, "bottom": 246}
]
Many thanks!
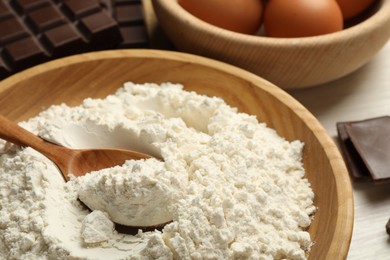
[
  {"left": 81, "top": 210, "right": 115, "bottom": 244},
  {"left": 78, "top": 158, "right": 180, "bottom": 227},
  {"left": 0, "top": 82, "right": 315, "bottom": 259}
]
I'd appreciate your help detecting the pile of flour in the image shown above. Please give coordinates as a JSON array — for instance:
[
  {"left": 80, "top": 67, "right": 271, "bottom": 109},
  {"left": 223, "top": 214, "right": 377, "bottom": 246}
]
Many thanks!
[{"left": 0, "top": 82, "right": 316, "bottom": 259}]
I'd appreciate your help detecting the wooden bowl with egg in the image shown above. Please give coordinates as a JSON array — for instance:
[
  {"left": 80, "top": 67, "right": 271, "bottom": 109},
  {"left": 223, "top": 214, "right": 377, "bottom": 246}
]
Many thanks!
[
  {"left": 0, "top": 50, "right": 353, "bottom": 258},
  {"left": 151, "top": 0, "right": 390, "bottom": 89}
]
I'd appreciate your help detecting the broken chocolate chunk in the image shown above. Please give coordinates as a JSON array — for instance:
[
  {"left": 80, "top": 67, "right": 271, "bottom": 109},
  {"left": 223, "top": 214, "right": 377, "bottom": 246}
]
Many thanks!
[{"left": 337, "top": 116, "right": 390, "bottom": 183}]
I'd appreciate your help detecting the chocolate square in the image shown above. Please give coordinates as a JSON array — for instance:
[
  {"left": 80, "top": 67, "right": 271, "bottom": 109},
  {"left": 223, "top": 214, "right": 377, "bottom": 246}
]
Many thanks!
[
  {"left": 11, "top": 0, "right": 50, "bottom": 13},
  {"left": 61, "top": 0, "right": 100, "bottom": 20},
  {"left": 3, "top": 37, "right": 47, "bottom": 70},
  {"left": 78, "top": 11, "right": 122, "bottom": 48},
  {"left": 27, "top": 5, "right": 66, "bottom": 32},
  {"left": 0, "top": 17, "right": 29, "bottom": 44},
  {"left": 337, "top": 122, "right": 371, "bottom": 180},
  {"left": 337, "top": 116, "right": 390, "bottom": 183},
  {"left": 0, "top": 2, "right": 12, "bottom": 20},
  {"left": 100, "top": 0, "right": 149, "bottom": 48},
  {"left": 41, "top": 23, "right": 86, "bottom": 56}
]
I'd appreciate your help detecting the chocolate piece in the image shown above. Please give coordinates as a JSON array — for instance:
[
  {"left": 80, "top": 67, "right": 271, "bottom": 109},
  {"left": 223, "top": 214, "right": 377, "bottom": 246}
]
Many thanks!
[
  {"left": 41, "top": 24, "right": 86, "bottom": 56},
  {"left": 3, "top": 37, "right": 47, "bottom": 70},
  {"left": 0, "top": 17, "right": 29, "bottom": 44},
  {"left": 386, "top": 218, "right": 390, "bottom": 236},
  {"left": 0, "top": 0, "right": 122, "bottom": 80},
  {"left": 26, "top": 5, "right": 66, "bottom": 33},
  {"left": 100, "top": 0, "right": 149, "bottom": 48},
  {"left": 11, "top": 0, "right": 51, "bottom": 13},
  {"left": 61, "top": 0, "right": 101, "bottom": 20},
  {"left": 337, "top": 116, "right": 390, "bottom": 182},
  {"left": 337, "top": 122, "right": 371, "bottom": 180},
  {"left": 78, "top": 11, "right": 120, "bottom": 48},
  {"left": 118, "top": 25, "right": 148, "bottom": 48},
  {"left": 0, "top": 2, "right": 12, "bottom": 20},
  {"left": 345, "top": 116, "right": 390, "bottom": 181}
]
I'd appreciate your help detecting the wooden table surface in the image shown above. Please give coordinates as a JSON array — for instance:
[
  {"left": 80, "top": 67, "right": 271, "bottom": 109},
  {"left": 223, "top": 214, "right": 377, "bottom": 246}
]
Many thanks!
[{"left": 144, "top": 1, "right": 390, "bottom": 258}]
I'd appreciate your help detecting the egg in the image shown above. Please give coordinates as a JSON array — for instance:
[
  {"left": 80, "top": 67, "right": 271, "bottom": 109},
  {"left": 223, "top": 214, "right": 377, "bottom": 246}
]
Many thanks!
[
  {"left": 264, "top": 0, "right": 344, "bottom": 37},
  {"left": 178, "top": 0, "right": 263, "bottom": 34},
  {"left": 336, "top": 0, "right": 377, "bottom": 20}
]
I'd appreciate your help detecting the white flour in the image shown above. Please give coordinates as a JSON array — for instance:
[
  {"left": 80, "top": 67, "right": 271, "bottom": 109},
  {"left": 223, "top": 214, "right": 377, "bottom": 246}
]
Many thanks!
[
  {"left": 0, "top": 82, "right": 315, "bottom": 259},
  {"left": 78, "top": 158, "right": 180, "bottom": 227}
]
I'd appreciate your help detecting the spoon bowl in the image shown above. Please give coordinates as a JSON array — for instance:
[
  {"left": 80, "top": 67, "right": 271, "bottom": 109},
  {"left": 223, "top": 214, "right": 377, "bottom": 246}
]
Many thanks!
[{"left": 0, "top": 115, "right": 151, "bottom": 181}]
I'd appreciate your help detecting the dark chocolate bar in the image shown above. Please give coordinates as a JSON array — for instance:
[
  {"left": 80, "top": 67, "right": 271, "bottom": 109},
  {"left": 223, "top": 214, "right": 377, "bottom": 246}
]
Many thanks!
[
  {"left": 100, "top": 0, "right": 149, "bottom": 48},
  {"left": 337, "top": 116, "right": 390, "bottom": 183},
  {"left": 0, "top": 0, "right": 149, "bottom": 80}
]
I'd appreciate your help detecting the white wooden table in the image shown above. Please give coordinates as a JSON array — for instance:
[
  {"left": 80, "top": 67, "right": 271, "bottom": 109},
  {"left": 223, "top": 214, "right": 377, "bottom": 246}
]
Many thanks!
[{"left": 289, "top": 40, "right": 390, "bottom": 259}]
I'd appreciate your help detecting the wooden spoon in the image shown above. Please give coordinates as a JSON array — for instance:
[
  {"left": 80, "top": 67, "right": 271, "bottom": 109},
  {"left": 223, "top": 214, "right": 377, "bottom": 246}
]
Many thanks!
[{"left": 0, "top": 115, "right": 151, "bottom": 181}]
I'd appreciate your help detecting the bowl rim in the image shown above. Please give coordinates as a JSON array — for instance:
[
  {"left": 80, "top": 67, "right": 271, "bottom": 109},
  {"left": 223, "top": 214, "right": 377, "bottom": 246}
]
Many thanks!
[
  {"left": 155, "top": 0, "right": 390, "bottom": 46},
  {"left": 0, "top": 49, "right": 354, "bottom": 258}
]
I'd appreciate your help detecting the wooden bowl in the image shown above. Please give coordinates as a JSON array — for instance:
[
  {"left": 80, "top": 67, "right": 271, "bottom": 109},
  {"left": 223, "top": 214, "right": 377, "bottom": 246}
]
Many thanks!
[
  {"left": 0, "top": 50, "right": 353, "bottom": 258},
  {"left": 152, "top": 0, "right": 390, "bottom": 89}
]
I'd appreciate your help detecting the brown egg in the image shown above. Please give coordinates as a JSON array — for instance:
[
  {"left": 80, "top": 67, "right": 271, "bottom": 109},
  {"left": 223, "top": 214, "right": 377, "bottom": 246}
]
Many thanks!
[
  {"left": 336, "top": 0, "right": 376, "bottom": 20},
  {"left": 178, "top": 0, "right": 263, "bottom": 34},
  {"left": 264, "top": 0, "right": 344, "bottom": 37}
]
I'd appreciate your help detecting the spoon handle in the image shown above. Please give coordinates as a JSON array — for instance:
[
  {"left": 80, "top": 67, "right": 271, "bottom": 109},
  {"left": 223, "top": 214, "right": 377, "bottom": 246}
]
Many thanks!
[{"left": 0, "top": 115, "right": 69, "bottom": 160}]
